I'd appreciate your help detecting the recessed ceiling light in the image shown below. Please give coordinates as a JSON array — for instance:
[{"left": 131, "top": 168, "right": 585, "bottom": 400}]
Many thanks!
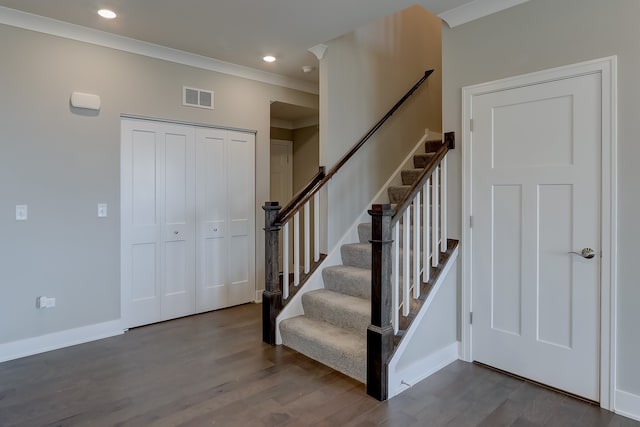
[
  {"left": 263, "top": 55, "right": 276, "bottom": 63},
  {"left": 98, "top": 9, "right": 117, "bottom": 19}
]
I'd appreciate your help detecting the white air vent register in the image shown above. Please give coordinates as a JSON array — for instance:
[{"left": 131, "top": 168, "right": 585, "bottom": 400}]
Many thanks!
[{"left": 183, "top": 86, "right": 214, "bottom": 110}]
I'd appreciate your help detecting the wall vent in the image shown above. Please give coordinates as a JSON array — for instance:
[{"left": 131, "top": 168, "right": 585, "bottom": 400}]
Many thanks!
[{"left": 183, "top": 86, "right": 214, "bottom": 110}]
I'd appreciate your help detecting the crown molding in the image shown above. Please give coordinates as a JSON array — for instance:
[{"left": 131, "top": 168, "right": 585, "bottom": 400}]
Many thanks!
[
  {"left": 0, "top": 6, "right": 319, "bottom": 95},
  {"left": 438, "top": 0, "right": 530, "bottom": 28}
]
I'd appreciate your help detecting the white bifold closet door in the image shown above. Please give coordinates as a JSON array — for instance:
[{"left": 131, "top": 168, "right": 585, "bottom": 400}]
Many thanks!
[
  {"left": 196, "top": 128, "right": 255, "bottom": 312},
  {"left": 121, "top": 120, "right": 196, "bottom": 328},
  {"left": 121, "top": 119, "right": 255, "bottom": 328}
]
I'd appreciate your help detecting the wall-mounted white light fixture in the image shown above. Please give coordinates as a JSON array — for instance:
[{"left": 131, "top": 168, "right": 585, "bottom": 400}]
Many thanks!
[{"left": 70, "top": 92, "right": 101, "bottom": 111}]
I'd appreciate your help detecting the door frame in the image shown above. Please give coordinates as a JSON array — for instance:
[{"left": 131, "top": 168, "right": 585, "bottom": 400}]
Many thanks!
[{"left": 460, "top": 56, "right": 618, "bottom": 410}]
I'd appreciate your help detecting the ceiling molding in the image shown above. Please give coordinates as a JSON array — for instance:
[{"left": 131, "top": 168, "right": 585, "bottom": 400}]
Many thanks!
[
  {"left": 438, "top": 0, "right": 530, "bottom": 28},
  {"left": 0, "top": 6, "right": 319, "bottom": 95}
]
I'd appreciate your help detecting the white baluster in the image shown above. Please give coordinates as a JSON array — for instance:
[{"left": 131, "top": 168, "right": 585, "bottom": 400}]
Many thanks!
[
  {"left": 294, "top": 212, "right": 300, "bottom": 286},
  {"left": 440, "top": 156, "right": 447, "bottom": 253},
  {"left": 283, "top": 222, "right": 290, "bottom": 299},
  {"left": 423, "top": 179, "right": 431, "bottom": 283},
  {"left": 403, "top": 208, "right": 411, "bottom": 317},
  {"left": 413, "top": 192, "right": 421, "bottom": 299},
  {"left": 432, "top": 166, "right": 440, "bottom": 268},
  {"left": 314, "top": 192, "right": 320, "bottom": 262},
  {"left": 393, "top": 224, "right": 400, "bottom": 334},
  {"left": 304, "top": 202, "right": 310, "bottom": 274}
]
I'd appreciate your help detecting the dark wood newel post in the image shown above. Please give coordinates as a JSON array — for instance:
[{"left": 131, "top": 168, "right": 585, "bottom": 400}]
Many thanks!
[
  {"left": 262, "top": 201, "right": 282, "bottom": 345},
  {"left": 367, "top": 204, "right": 394, "bottom": 400}
]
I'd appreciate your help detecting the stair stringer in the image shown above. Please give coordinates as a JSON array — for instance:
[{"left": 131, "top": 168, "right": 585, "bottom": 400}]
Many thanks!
[
  {"left": 387, "top": 246, "right": 460, "bottom": 399},
  {"left": 275, "top": 130, "right": 434, "bottom": 345}
]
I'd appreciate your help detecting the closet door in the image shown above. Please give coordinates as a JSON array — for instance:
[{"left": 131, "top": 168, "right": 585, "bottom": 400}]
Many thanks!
[
  {"left": 196, "top": 129, "right": 255, "bottom": 312},
  {"left": 160, "top": 127, "right": 196, "bottom": 321},
  {"left": 226, "top": 131, "right": 255, "bottom": 306},
  {"left": 195, "top": 128, "right": 227, "bottom": 311},
  {"left": 121, "top": 119, "right": 196, "bottom": 328}
]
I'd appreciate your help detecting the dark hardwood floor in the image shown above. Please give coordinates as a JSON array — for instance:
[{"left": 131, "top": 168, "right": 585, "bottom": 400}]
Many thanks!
[{"left": 0, "top": 303, "right": 637, "bottom": 426}]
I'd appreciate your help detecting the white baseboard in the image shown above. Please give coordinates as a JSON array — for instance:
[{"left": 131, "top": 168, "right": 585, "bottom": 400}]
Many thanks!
[
  {"left": 389, "top": 341, "right": 460, "bottom": 398},
  {"left": 255, "top": 290, "right": 264, "bottom": 303},
  {"left": 616, "top": 389, "right": 640, "bottom": 421},
  {"left": 0, "top": 319, "right": 124, "bottom": 363}
]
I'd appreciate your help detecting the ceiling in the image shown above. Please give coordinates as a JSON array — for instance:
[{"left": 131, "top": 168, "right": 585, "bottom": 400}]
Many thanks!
[{"left": 0, "top": 0, "right": 529, "bottom": 88}]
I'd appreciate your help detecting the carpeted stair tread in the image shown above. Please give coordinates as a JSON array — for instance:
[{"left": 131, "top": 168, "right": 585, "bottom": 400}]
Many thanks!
[
  {"left": 302, "top": 289, "right": 370, "bottom": 332},
  {"left": 425, "top": 140, "right": 444, "bottom": 152},
  {"left": 280, "top": 316, "right": 366, "bottom": 382},
  {"left": 388, "top": 185, "right": 411, "bottom": 204},
  {"left": 414, "top": 153, "right": 436, "bottom": 168},
  {"left": 323, "top": 265, "right": 371, "bottom": 299},
  {"left": 341, "top": 243, "right": 372, "bottom": 269},
  {"left": 401, "top": 169, "right": 426, "bottom": 185}
]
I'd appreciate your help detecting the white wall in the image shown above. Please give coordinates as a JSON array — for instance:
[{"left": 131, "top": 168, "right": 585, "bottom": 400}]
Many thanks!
[
  {"left": 0, "top": 24, "right": 317, "bottom": 346},
  {"left": 442, "top": 0, "right": 640, "bottom": 400},
  {"left": 320, "top": 5, "right": 442, "bottom": 247}
]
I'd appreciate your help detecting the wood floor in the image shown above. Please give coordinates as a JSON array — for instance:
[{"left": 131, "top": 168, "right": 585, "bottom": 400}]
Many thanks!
[{"left": 0, "top": 303, "right": 637, "bottom": 427}]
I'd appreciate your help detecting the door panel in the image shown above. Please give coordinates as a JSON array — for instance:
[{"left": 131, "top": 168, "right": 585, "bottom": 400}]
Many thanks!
[{"left": 472, "top": 73, "right": 601, "bottom": 400}]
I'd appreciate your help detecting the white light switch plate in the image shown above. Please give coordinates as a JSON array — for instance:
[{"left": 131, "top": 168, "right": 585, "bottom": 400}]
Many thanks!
[
  {"left": 16, "top": 205, "right": 27, "bottom": 221},
  {"left": 98, "top": 203, "right": 107, "bottom": 218}
]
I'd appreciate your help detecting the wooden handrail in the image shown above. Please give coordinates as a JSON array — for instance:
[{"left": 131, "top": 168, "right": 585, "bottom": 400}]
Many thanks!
[
  {"left": 278, "top": 167, "right": 325, "bottom": 222},
  {"left": 276, "top": 69, "right": 434, "bottom": 225},
  {"left": 390, "top": 143, "right": 448, "bottom": 226}
]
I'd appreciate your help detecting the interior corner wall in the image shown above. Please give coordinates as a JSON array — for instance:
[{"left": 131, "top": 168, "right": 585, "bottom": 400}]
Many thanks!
[
  {"left": 442, "top": 0, "right": 640, "bottom": 398},
  {"left": 0, "top": 23, "right": 317, "bottom": 346},
  {"left": 320, "top": 5, "right": 442, "bottom": 247},
  {"left": 292, "top": 125, "right": 320, "bottom": 193}
]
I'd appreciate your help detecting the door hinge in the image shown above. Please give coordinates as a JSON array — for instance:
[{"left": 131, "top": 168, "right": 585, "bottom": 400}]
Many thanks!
[
  {"left": 469, "top": 216, "right": 473, "bottom": 228},
  {"left": 470, "top": 312, "right": 473, "bottom": 324},
  {"left": 469, "top": 118, "right": 474, "bottom": 132}
]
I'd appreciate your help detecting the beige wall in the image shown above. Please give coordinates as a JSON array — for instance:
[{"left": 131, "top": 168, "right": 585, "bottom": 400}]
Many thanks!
[
  {"left": 321, "top": 5, "right": 442, "bottom": 246},
  {"left": 0, "top": 24, "right": 317, "bottom": 345},
  {"left": 442, "top": 0, "right": 640, "bottom": 397},
  {"left": 292, "top": 125, "right": 320, "bottom": 193},
  {"left": 270, "top": 126, "right": 293, "bottom": 141}
]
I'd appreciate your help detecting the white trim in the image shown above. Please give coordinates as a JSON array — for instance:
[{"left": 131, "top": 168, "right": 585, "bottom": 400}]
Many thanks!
[
  {"left": 439, "top": 0, "right": 530, "bottom": 28},
  {"left": 0, "top": 6, "right": 318, "bottom": 95},
  {"left": 0, "top": 320, "right": 124, "bottom": 363},
  {"left": 388, "top": 342, "right": 460, "bottom": 398},
  {"left": 615, "top": 390, "right": 640, "bottom": 422},
  {"left": 461, "top": 56, "right": 618, "bottom": 410},
  {"left": 255, "top": 290, "right": 264, "bottom": 303}
]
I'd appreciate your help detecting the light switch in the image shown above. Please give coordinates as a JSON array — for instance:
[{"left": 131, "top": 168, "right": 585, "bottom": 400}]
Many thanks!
[
  {"left": 98, "top": 203, "right": 108, "bottom": 218},
  {"left": 16, "top": 205, "right": 27, "bottom": 221}
]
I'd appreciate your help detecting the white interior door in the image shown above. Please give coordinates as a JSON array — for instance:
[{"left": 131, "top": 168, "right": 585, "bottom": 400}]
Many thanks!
[
  {"left": 121, "top": 119, "right": 196, "bottom": 328},
  {"left": 270, "top": 140, "right": 293, "bottom": 205},
  {"left": 471, "top": 72, "right": 602, "bottom": 401},
  {"left": 270, "top": 139, "right": 293, "bottom": 269}
]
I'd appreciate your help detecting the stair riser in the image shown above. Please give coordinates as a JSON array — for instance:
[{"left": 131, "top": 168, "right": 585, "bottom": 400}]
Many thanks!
[
  {"left": 302, "top": 292, "right": 370, "bottom": 333},
  {"left": 341, "top": 244, "right": 371, "bottom": 269},
  {"left": 323, "top": 266, "right": 371, "bottom": 299},
  {"left": 280, "top": 318, "right": 366, "bottom": 383}
]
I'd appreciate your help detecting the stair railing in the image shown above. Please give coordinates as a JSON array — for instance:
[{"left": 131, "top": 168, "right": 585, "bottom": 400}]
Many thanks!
[
  {"left": 368, "top": 142, "right": 450, "bottom": 400},
  {"left": 263, "top": 69, "right": 435, "bottom": 345}
]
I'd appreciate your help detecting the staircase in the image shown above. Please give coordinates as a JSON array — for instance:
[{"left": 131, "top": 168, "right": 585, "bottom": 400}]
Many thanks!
[{"left": 279, "top": 139, "right": 445, "bottom": 383}]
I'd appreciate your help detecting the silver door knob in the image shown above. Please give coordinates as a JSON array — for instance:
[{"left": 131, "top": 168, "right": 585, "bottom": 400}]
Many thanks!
[{"left": 569, "top": 248, "right": 596, "bottom": 259}]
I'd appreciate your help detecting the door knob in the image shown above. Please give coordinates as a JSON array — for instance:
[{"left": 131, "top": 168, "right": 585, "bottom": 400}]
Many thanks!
[{"left": 569, "top": 248, "right": 596, "bottom": 259}]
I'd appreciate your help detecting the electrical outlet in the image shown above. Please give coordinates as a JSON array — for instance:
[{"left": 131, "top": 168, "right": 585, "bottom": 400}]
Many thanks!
[
  {"left": 16, "top": 205, "right": 28, "bottom": 221},
  {"left": 98, "top": 203, "right": 107, "bottom": 218}
]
